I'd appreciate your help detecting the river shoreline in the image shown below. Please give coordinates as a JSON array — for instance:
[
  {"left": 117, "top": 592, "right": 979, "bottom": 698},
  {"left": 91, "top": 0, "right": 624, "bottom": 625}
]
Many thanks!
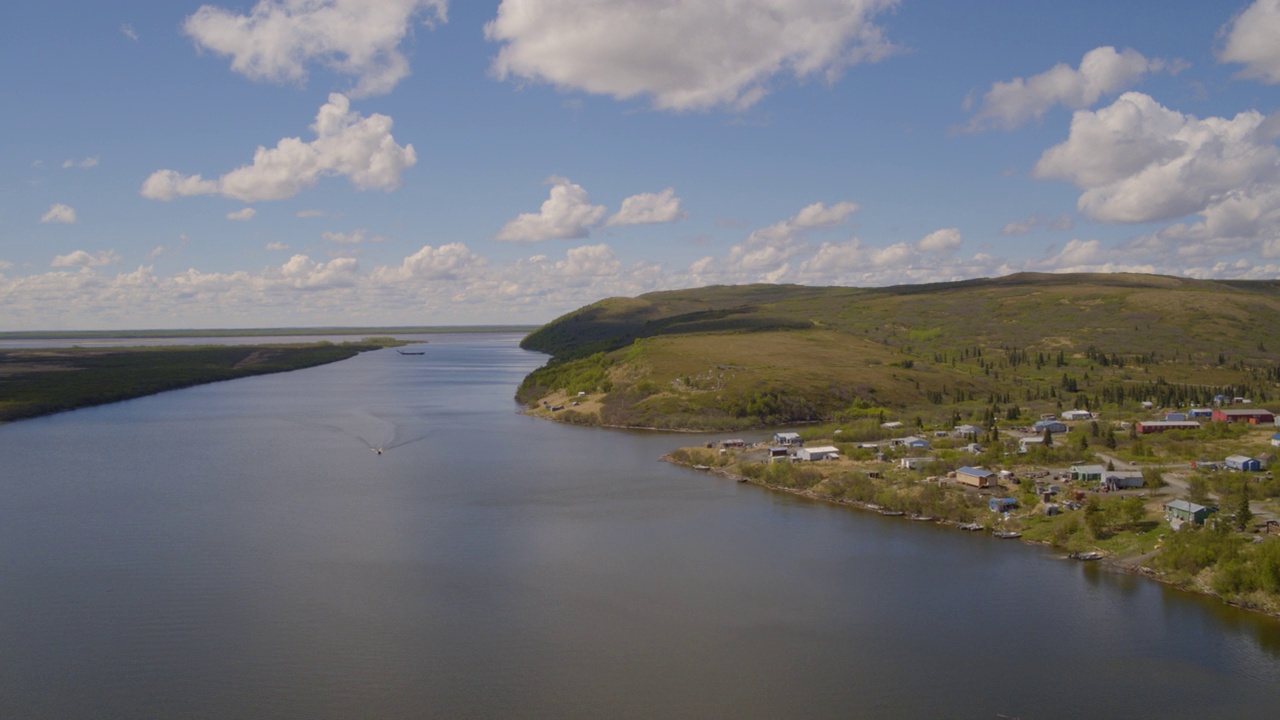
[{"left": 662, "top": 453, "right": 1280, "bottom": 622}]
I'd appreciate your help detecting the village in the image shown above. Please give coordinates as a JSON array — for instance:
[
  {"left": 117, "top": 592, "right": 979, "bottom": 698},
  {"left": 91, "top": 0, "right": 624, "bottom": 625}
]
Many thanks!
[{"left": 667, "top": 398, "right": 1280, "bottom": 613}]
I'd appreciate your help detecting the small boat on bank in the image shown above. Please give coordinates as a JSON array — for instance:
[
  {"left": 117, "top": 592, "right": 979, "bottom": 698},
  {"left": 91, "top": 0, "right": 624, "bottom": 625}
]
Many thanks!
[
  {"left": 993, "top": 530, "right": 1022, "bottom": 539},
  {"left": 880, "top": 510, "right": 905, "bottom": 517},
  {"left": 1069, "top": 551, "right": 1103, "bottom": 561},
  {"left": 396, "top": 349, "right": 426, "bottom": 355},
  {"left": 959, "top": 522, "right": 984, "bottom": 531}
]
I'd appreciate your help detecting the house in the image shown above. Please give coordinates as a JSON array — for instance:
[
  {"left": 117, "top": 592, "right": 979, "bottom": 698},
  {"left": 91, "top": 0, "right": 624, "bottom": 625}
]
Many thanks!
[
  {"left": 720, "top": 438, "right": 746, "bottom": 448},
  {"left": 963, "top": 443, "right": 983, "bottom": 454},
  {"left": 773, "top": 432, "right": 802, "bottom": 446},
  {"left": 956, "top": 466, "right": 996, "bottom": 488},
  {"left": 1212, "top": 408, "right": 1276, "bottom": 424},
  {"left": 1225, "top": 455, "right": 1262, "bottom": 472},
  {"left": 1032, "top": 420, "right": 1067, "bottom": 434},
  {"left": 1018, "top": 436, "right": 1047, "bottom": 453},
  {"left": 1271, "top": 432, "right": 1280, "bottom": 447},
  {"left": 1164, "top": 412, "right": 1187, "bottom": 422},
  {"left": 768, "top": 447, "right": 790, "bottom": 462},
  {"left": 889, "top": 435, "right": 929, "bottom": 449},
  {"left": 953, "top": 424, "right": 984, "bottom": 438},
  {"left": 1101, "top": 472, "right": 1144, "bottom": 491},
  {"left": 796, "top": 446, "right": 840, "bottom": 461},
  {"left": 1061, "top": 410, "right": 1093, "bottom": 421},
  {"left": 1135, "top": 420, "right": 1201, "bottom": 434},
  {"left": 1070, "top": 464, "right": 1106, "bottom": 482},
  {"left": 1257, "top": 452, "right": 1276, "bottom": 468},
  {"left": 900, "top": 457, "right": 935, "bottom": 470},
  {"left": 1164, "top": 500, "right": 1216, "bottom": 528},
  {"left": 989, "top": 497, "right": 1018, "bottom": 512},
  {"left": 1188, "top": 408, "right": 1213, "bottom": 418}
]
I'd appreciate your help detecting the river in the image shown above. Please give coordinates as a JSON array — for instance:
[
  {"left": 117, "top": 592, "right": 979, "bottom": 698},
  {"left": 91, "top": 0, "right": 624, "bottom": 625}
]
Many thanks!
[{"left": 1, "top": 333, "right": 1277, "bottom": 718}]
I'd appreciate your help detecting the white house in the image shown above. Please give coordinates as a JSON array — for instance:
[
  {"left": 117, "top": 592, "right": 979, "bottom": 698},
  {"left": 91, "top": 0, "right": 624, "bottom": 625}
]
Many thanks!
[
  {"left": 1271, "top": 432, "right": 1280, "bottom": 447},
  {"left": 1018, "top": 436, "right": 1047, "bottom": 453},
  {"left": 796, "top": 446, "right": 841, "bottom": 461},
  {"left": 773, "top": 432, "right": 802, "bottom": 446},
  {"left": 953, "top": 424, "right": 984, "bottom": 438},
  {"left": 1062, "top": 410, "right": 1093, "bottom": 421}
]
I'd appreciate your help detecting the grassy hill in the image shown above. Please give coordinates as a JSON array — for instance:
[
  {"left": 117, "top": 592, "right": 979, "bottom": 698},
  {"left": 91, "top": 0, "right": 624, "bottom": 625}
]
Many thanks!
[{"left": 517, "top": 273, "right": 1280, "bottom": 430}]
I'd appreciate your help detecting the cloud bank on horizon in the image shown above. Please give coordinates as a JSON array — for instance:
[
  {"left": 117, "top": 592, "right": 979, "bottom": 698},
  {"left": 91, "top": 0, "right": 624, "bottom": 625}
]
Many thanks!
[{"left": 5, "top": 0, "right": 1280, "bottom": 330}]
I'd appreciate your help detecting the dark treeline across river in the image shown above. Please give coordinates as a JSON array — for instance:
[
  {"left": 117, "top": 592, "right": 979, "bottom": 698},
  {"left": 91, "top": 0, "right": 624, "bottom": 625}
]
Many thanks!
[{"left": 1, "top": 333, "right": 1278, "bottom": 718}]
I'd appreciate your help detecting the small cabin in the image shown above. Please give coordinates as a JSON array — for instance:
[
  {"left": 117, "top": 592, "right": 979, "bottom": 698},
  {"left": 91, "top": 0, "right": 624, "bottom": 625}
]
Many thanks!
[
  {"left": 773, "top": 432, "right": 802, "bottom": 446},
  {"left": 955, "top": 466, "right": 995, "bottom": 488},
  {"left": 1225, "top": 455, "right": 1261, "bottom": 472},
  {"left": 989, "top": 497, "right": 1018, "bottom": 513},
  {"left": 1165, "top": 500, "right": 1216, "bottom": 528},
  {"left": 1070, "top": 464, "right": 1106, "bottom": 482},
  {"left": 796, "top": 446, "right": 840, "bottom": 462}
]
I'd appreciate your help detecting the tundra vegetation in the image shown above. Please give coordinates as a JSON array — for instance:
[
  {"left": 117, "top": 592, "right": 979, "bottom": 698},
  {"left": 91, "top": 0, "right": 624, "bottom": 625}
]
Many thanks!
[{"left": 518, "top": 273, "right": 1280, "bottom": 616}]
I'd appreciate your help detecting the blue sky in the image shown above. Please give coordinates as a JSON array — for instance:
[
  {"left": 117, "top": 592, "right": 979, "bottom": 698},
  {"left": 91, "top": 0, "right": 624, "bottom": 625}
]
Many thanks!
[{"left": 3, "top": 0, "right": 1279, "bottom": 330}]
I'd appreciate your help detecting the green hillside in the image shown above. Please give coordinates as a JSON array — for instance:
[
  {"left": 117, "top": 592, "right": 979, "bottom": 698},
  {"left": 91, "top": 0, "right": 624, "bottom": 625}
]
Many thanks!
[{"left": 518, "top": 273, "right": 1280, "bottom": 430}]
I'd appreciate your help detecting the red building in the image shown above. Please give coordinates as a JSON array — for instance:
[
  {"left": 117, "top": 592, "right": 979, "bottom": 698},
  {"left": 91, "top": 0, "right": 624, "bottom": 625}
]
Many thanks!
[{"left": 1211, "top": 408, "right": 1276, "bottom": 424}]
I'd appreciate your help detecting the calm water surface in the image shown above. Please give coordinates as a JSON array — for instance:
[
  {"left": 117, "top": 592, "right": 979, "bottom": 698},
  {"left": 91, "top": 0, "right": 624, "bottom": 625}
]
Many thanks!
[{"left": 2, "top": 334, "right": 1278, "bottom": 718}]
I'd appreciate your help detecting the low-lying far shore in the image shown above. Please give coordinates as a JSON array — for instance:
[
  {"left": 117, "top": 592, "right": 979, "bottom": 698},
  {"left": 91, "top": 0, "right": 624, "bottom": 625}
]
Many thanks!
[{"left": 0, "top": 338, "right": 405, "bottom": 424}]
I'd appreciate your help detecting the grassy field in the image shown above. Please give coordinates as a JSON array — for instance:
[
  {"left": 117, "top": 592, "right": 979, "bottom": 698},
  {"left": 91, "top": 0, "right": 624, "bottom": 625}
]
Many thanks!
[{"left": 0, "top": 340, "right": 400, "bottom": 423}]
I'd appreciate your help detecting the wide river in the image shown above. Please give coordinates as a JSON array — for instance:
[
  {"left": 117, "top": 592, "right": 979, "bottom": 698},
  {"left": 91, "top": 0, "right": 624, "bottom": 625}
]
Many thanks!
[{"left": 2, "top": 333, "right": 1278, "bottom": 718}]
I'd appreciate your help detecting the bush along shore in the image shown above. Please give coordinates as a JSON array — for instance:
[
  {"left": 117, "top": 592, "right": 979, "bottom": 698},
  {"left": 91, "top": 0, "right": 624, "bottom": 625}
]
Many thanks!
[
  {"left": 0, "top": 339, "right": 405, "bottom": 423},
  {"left": 664, "top": 421, "right": 1280, "bottom": 620}
]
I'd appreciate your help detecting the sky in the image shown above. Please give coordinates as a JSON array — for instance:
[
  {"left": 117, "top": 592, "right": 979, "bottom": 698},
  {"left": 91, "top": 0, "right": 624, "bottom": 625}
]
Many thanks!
[{"left": 3, "top": 0, "right": 1279, "bottom": 330}]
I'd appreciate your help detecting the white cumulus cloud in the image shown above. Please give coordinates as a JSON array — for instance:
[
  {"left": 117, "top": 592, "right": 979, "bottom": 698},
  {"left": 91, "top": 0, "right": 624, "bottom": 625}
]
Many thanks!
[
  {"left": 1033, "top": 92, "right": 1280, "bottom": 224},
  {"left": 374, "top": 243, "right": 488, "bottom": 283},
  {"left": 184, "top": 0, "right": 447, "bottom": 97},
  {"left": 322, "top": 229, "right": 387, "bottom": 244},
  {"left": 916, "top": 227, "right": 962, "bottom": 253},
  {"left": 605, "top": 188, "right": 687, "bottom": 227},
  {"left": 495, "top": 176, "right": 607, "bottom": 242},
  {"left": 485, "top": 0, "right": 899, "bottom": 111},
  {"left": 41, "top": 204, "right": 77, "bottom": 224},
  {"left": 966, "top": 46, "right": 1174, "bottom": 132},
  {"left": 52, "top": 250, "right": 119, "bottom": 267},
  {"left": 1219, "top": 0, "right": 1280, "bottom": 84},
  {"left": 141, "top": 93, "right": 416, "bottom": 202},
  {"left": 691, "top": 201, "right": 860, "bottom": 282},
  {"left": 227, "top": 207, "right": 257, "bottom": 221}
]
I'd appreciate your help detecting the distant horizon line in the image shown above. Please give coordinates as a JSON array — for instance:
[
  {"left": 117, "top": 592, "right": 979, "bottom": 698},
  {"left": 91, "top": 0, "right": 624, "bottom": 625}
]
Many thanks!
[{"left": 0, "top": 325, "right": 540, "bottom": 339}]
